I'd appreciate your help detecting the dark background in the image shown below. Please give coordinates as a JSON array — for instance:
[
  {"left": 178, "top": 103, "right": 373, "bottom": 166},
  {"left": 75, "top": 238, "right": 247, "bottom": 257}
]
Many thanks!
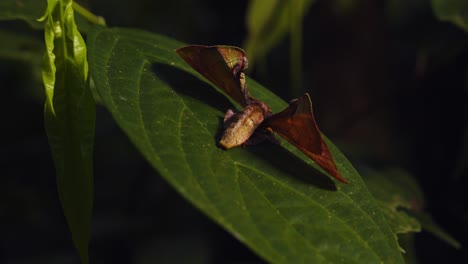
[{"left": 1, "top": 0, "right": 467, "bottom": 263}]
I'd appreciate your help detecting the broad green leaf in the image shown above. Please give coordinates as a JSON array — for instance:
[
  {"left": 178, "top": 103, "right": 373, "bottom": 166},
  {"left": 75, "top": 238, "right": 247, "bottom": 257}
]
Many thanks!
[
  {"left": 243, "top": 0, "right": 316, "bottom": 67},
  {"left": 40, "top": 0, "right": 95, "bottom": 263},
  {"left": 87, "top": 26, "right": 404, "bottom": 263},
  {"left": 362, "top": 168, "right": 461, "bottom": 249},
  {"left": 432, "top": 0, "right": 468, "bottom": 32}
]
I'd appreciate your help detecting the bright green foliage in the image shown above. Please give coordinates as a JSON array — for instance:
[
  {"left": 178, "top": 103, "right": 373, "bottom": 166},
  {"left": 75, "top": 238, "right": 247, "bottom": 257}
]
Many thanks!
[
  {"left": 39, "top": 1, "right": 95, "bottom": 263},
  {"left": 432, "top": 0, "right": 468, "bottom": 32},
  {"left": 87, "top": 26, "right": 404, "bottom": 263}
]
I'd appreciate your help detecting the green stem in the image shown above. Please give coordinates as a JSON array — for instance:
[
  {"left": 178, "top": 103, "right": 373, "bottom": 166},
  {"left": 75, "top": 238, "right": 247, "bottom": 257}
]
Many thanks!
[
  {"left": 72, "top": 1, "right": 106, "bottom": 26},
  {"left": 289, "top": 0, "right": 303, "bottom": 97}
]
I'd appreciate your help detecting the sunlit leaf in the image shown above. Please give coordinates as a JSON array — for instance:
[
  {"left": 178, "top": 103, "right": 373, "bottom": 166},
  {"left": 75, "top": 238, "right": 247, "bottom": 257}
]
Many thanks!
[
  {"left": 87, "top": 26, "right": 404, "bottom": 263},
  {"left": 39, "top": 1, "right": 95, "bottom": 263}
]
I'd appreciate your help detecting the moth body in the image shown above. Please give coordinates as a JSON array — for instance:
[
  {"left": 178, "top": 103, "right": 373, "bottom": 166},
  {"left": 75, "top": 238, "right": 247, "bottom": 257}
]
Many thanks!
[{"left": 219, "top": 101, "right": 271, "bottom": 149}]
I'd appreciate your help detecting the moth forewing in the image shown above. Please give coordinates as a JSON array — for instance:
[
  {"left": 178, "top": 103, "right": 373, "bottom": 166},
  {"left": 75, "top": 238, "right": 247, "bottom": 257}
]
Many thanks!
[{"left": 176, "top": 45, "right": 348, "bottom": 184}]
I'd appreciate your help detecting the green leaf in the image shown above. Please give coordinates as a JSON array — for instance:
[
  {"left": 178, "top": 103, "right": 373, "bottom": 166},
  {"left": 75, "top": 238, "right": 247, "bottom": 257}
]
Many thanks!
[
  {"left": 432, "top": 0, "right": 468, "bottom": 32},
  {"left": 362, "top": 168, "right": 461, "bottom": 249},
  {"left": 243, "top": 0, "right": 316, "bottom": 67},
  {"left": 87, "top": 26, "right": 404, "bottom": 263},
  {"left": 40, "top": 1, "right": 95, "bottom": 263}
]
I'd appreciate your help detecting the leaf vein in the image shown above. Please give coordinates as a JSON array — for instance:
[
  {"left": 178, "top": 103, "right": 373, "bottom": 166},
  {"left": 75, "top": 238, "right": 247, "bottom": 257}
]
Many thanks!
[{"left": 236, "top": 162, "right": 382, "bottom": 261}]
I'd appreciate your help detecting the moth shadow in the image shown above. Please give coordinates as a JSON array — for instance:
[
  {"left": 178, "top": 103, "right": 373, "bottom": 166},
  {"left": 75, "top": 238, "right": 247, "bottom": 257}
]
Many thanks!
[
  {"left": 151, "top": 63, "right": 234, "bottom": 113},
  {"left": 214, "top": 116, "right": 227, "bottom": 147},
  {"left": 246, "top": 142, "right": 337, "bottom": 191}
]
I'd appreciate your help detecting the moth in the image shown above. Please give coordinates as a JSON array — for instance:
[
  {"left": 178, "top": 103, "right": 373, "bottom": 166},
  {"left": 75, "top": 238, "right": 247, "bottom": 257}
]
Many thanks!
[{"left": 176, "top": 45, "right": 348, "bottom": 184}]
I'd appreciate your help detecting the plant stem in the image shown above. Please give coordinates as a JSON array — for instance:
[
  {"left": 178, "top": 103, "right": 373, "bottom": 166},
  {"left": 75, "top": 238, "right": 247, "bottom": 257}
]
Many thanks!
[
  {"left": 72, "top": 1, "right": 106, "bottom": 26},
  {"left": 289, "top": 0, "right": 303, "bottom": 97}
]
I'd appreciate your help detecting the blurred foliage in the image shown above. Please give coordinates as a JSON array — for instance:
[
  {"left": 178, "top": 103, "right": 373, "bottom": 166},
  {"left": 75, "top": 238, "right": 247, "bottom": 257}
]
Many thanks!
[
  {"left": 432, "top": 0, "right": 468, "bottom": 32},
  {"left": 361, "top": 167, "right": 460, "bottom": 249},
  {"left": 244, "top": 0, "right": 316, "bottom": 96}
]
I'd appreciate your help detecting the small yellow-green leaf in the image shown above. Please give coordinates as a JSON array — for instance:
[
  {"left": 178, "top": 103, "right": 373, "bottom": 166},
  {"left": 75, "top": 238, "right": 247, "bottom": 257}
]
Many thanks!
[{"left": 40, "top": 1, "right": 95, "bottom": 263}]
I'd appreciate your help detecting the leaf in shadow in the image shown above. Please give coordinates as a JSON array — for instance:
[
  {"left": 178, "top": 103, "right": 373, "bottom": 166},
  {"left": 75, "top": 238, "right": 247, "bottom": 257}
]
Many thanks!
[
  {"left": 151, "top": 62, "right": 234, "bottom": 114},
  {"left": 362, "top": 167, "right": 461, "bottom": 249}
]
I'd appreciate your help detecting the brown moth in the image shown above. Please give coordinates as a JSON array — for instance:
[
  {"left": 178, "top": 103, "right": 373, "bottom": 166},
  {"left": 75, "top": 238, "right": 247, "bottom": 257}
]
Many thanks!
[{"left": 176, "top": 45, "right": 348, "bottom": 184}]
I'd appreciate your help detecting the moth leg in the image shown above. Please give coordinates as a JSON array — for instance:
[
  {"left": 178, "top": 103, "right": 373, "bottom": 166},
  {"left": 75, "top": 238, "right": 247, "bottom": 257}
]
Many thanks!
[
  {"left": 266, "top": 133, "right": 280, "bottom": 145},
  {"left": 242, "top": 131, "right": 267, "bottom": 147},
  {"left": 223, "top": 109, "right": 237, "bottom": 125},
  {"left": 242, "top": 129, "right": 279, "bottom": 147},
  {"left": 263, "top": 127, "right": 280, "bottom": 145}
]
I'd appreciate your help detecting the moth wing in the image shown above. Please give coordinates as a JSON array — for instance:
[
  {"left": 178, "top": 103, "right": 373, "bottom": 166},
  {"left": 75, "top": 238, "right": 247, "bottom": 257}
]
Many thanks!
[
  {"left": 176, "top": 45, "right": 250, "bottom": 107},
  {"left": 264, "top": 93, "right": 348, "bottom": 184}
]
